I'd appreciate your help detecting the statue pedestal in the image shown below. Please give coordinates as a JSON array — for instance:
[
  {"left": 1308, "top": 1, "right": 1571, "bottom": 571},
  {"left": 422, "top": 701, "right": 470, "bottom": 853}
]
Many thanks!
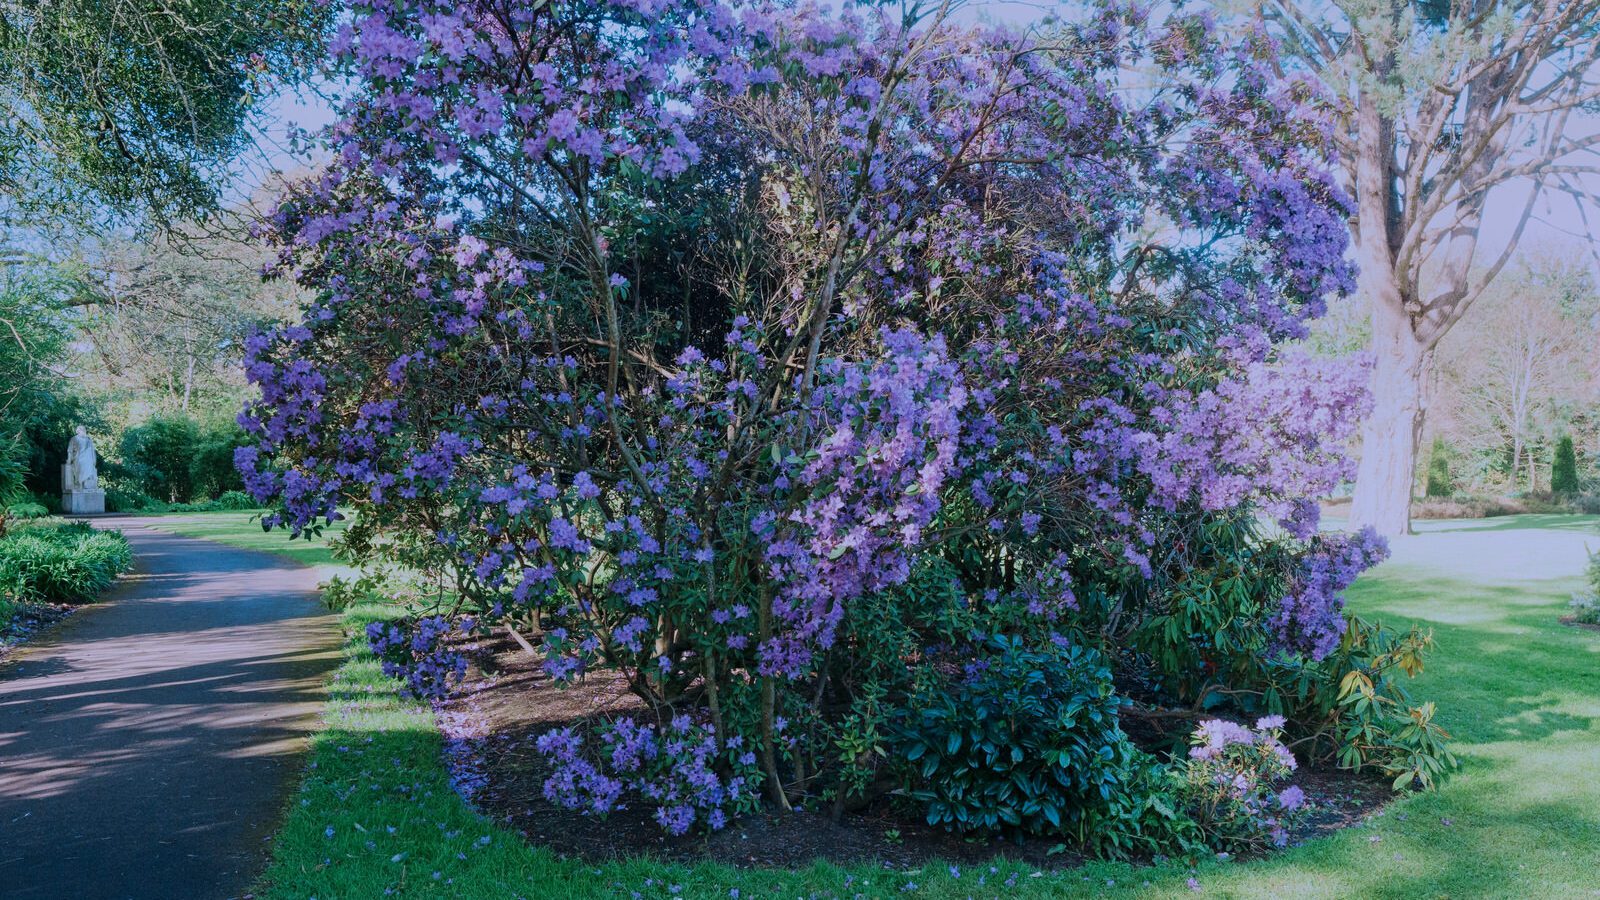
[{"left": 62, "top": 490, "right": 106, "bottom": 515}]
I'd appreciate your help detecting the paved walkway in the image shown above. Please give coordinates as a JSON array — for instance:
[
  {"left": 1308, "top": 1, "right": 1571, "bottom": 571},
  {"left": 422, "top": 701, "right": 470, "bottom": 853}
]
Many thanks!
[{"left": 0, "top": 523, "right": 339, "bottom": 900}]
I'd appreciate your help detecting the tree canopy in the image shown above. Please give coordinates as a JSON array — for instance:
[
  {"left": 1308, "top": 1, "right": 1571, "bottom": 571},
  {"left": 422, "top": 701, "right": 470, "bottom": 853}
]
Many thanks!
[{"left": 0, "top": 0, "right": 330, "bottom": 229}]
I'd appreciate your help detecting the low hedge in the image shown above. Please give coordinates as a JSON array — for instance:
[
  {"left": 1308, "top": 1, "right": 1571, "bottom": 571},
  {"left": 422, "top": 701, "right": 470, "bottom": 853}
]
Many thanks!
[{"left": 0, "top": 522, "right": 134, "bottom": 604}]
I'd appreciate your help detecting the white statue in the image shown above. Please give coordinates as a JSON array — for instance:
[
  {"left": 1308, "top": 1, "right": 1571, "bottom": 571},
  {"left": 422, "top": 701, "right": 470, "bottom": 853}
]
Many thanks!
[{"left": 65, "top": 426, "right": 98, "bottom": 491}]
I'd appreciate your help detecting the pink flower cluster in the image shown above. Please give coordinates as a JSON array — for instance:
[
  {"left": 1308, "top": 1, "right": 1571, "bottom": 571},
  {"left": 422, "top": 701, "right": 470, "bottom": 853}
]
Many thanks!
[{"left": 1183, "top": 716, "right": 1306, "bottom": 849}]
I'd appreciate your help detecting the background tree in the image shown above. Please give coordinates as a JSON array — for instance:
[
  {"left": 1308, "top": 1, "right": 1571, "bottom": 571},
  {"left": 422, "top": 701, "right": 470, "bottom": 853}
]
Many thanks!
[
  {"left": 1250, "top": 0, "right": 1600, "bottom": 534},
  {"left": 0, "top": 268, "right": 99, "bottom": 500},
  {"left": 1432, "top": 257, "right": 1598, "bottom": 492},
  {"left": 0, "top": 0, "right": 330, "bottom": 230},
  {"left": 69, "top": 229, "right": 299, "bottom": 416}
]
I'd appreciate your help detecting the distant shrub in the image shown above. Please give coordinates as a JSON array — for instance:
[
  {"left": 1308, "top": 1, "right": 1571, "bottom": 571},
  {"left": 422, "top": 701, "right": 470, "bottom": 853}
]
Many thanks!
[
  {"left": 0, "top": 522, "right": 133, "bottom": 604},
  {"left": 1571, "top": 594, "right": 1600, "bottom": 626},
  {"left": 190, "top": 423, "right": 249, "bottom": 499},
  {"left": 160, "top": 491, "right": 261, "bottom": 514},
  {"left": 105, "top": 487, "right": 164, "bottom": 513},
  {"left": 119, "top": 415, "right": 200, "bottom": 503},
  {"left": 1411, "top": 496, "right": 1487, "bottom": 519},
  {"left": 1424, "top": 439, "right": 1452, "bottom": 498},
  {"left": 1552, "top": 436, "right": 1580, "bottom": 496},
  {"left": 1569, "top": 549, "right": 1600, "bottom": 626},
  {"left": 117, "top": 416, "right": 249, "bottom": 505},
  {"left": 1413, "top": 491, "right": 1587, "bottom": 520},
  {"left": 212, "top": 490, "right": 255, "bottom": 510}
]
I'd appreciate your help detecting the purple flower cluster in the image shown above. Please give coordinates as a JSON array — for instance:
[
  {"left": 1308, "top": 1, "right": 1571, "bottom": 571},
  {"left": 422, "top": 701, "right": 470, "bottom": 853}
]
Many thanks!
[
  {"left": 1271, "top": 528, "right": 1391, "bottom": 659},
  {"left": 365, "top": 616, "right": 470, "bottom": 701},
  {"left": 535, "top": 716, "right": 757, "bottom": 835},
  {"left": 758, "top": 330, "right": 966, "bottom": 677}
]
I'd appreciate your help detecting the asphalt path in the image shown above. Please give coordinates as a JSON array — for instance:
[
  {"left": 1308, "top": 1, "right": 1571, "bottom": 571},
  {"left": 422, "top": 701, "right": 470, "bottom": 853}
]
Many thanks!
[{"left": 0, "top": 522, "right": 338, "bottom": 900}]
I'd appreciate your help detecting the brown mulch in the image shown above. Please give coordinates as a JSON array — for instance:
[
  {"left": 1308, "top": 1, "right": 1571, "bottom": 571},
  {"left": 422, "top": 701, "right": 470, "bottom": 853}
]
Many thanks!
[
  {"left": 1559, "top": 615, "right": 1600, "bottom": 632},
  {"left": 441, "top": 633, "right": 1394, "bottom": 871}
]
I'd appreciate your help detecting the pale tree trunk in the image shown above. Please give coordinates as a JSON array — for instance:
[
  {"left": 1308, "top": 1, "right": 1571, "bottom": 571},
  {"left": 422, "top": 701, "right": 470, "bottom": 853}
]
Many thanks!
[
  {"left": 1351, "top": 297, "right": 1431, "bottom": 536},
  {"left": 182, "top": 354, "right": 195, "bottom": 414},
  {"left": 1348, "top": 96, "right": 1429, "bottom": 538}
]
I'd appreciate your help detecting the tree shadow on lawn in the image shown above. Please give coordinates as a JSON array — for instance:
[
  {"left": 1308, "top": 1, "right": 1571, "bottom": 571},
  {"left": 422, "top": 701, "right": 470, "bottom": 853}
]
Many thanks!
[
  {"left": 1211, "top": 791, "right": 1600, "bottom": 900},
  {"left": 1352, "top": 580, "right": 1600, "bottom": 745}
]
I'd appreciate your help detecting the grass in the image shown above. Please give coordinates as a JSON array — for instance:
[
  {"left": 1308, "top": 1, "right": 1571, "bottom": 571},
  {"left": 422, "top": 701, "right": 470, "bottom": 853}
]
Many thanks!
[
  {"left": 145, "top": 512, "right": 1600, "bottom": 899},
  {"left": 136, "top": 509, "right": 346, "bottom": 568}
]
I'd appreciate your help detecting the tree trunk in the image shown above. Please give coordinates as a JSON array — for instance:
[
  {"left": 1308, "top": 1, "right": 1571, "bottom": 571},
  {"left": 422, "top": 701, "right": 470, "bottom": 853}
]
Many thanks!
[
  {"left": 1347, "top": 88, "right": 1426, "bottom": 539},
  {"left": 1350, "top": 293, "right": 1430, "bottom": 537}
]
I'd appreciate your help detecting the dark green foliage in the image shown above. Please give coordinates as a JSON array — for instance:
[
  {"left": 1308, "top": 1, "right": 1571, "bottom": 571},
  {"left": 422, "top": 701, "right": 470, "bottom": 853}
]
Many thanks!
[
  {"left": 213, "top": 490, "right": 256, "bottom": 510},
  {"left": 118, "top": 415, "right": 200, "bottom": 502},
  {"left": 0, "top": 436, "right": 27, "bottom": 539},
  {"left": 116, "top": 415, "right": 248, "bottom": 504},
  {"left": 5, "top": 501, "right": 48, "bottom": 521},
  {"left": 1091, "top": 511, "right": 1456, "bottom": 787},
  {"left": 104, "top": 486, "right": 161, "bottom": 513},
  {"left": 1425, "top": 438, "right": 1453, "bottom": 498},
  {"left": 0, "top": 272, "right": 98, "bottom": 501},
  {"left": 191, "top": 422, "right": 249, "bottom": 499},
  {"left": 893, "top": 636, "right": 1190, "bottom": 855},
  {"left": 1106, "top": 513, "right": 1294, "bottom": 706},
  {"left": 1551, "top": 435, "right": 1579, "bottom": 495},
  {"left": 0, "top": 521, "right": 133, "bottom": 604}
]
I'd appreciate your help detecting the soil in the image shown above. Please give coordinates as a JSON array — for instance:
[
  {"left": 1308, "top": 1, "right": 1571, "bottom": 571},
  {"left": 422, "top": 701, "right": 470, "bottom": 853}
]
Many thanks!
[
  {"left": 443, "top": 633, "right": 1395, "bottom": 872},
  {"left": 1559, "top": 615, "right": 1600, "bottom": 632},
  {"left": 0, "top": 601, "right": 77, "bottom": 665}
]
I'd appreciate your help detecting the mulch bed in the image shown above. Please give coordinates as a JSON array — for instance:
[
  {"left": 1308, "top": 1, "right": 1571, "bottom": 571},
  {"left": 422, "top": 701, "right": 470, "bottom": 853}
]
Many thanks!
[
  {"left": 0, "top": 601, "right": 77, "bottom": 665},
  {"left": 438, "top": 632, "right": 1394, "bottom": 871}
]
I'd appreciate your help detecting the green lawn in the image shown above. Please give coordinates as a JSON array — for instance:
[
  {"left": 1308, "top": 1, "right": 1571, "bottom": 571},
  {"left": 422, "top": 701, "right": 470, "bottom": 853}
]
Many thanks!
[
  {"left": 136, "top": 510, "right": 347, "bottom": 569},
  {"left": 145, "top": 512, "right": 1600, "bottom": 899}
]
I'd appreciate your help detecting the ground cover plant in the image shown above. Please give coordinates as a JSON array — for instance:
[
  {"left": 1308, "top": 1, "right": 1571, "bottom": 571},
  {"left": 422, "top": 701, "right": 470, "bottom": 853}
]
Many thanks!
[
  {"left": 0, "top": 519, "right": 132, "bottom": 651},
  {"left": 237, "top": 0, "right": 1451, "bottom": 859},
  {"left": 0, "top": 520, "right": 132, "bottom": 605},
  {"left": 143, "top": 511, "right": 1600, "bottom": 898}
]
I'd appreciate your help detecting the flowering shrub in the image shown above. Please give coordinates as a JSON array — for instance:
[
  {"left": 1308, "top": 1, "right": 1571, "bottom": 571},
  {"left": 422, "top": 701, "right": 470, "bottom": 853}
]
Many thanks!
[
  {"left": 537, "top": 715, "right": 762, "bottom": 835},
  {"left": 1271, "top": 528, "right": 1390, "bottom": 659},
  {"left": 1177, "top": 717, "right": 1306, "bottom": 852},
  {"left": 237, "top": 0, "right": 1413, "bottom": 846}
]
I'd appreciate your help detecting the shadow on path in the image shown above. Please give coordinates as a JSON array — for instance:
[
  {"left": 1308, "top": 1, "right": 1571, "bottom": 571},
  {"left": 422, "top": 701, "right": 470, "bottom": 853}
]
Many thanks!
[{"left": 0, "top": 525, "right": 339, "bottom": 900}]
